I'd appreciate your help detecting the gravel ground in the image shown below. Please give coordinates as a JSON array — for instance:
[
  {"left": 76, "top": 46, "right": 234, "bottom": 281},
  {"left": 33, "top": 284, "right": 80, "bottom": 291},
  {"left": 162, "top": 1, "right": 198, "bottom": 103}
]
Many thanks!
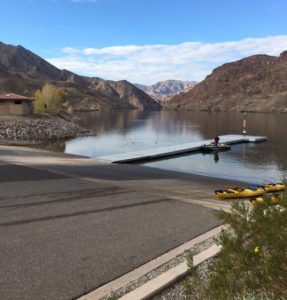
[
  {"left": 102, "top": 236, "right": 218, "bottom": 300},
  {"left": 152, "top": 257, "right": 216, "bottom": 300}
]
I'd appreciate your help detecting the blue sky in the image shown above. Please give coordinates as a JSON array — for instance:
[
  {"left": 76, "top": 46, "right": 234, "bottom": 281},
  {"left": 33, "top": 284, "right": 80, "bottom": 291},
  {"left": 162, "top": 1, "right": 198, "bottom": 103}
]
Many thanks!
[{"left": 1, "top": 0, "right": 287, "bottom": 84}]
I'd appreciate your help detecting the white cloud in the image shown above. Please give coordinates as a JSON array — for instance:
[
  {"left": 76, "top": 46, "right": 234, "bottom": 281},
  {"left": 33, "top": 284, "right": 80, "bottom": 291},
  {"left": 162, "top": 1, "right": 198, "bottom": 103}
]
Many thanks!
[
  {"left": 61, "top": 47, "right": 81, "bottom": 54},
  {"left": 46, "top": 36, "right": 287, "bottom": 85}
]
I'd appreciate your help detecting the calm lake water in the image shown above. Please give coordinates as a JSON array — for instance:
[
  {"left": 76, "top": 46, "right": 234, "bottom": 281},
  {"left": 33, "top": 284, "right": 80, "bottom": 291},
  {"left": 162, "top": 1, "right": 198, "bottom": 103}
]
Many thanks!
[{"left": 54, "top": 111, "right": 286, "bottom": 184}]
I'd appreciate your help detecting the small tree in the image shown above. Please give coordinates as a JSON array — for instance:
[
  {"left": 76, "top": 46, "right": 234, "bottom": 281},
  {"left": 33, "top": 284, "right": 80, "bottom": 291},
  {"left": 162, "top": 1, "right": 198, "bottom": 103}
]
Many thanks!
[
  {"left": 34, "top": 84, "right": 66, "bottom": 114},
  {"left": 185, "top": 181, "right": 287, "bottom": 300}
]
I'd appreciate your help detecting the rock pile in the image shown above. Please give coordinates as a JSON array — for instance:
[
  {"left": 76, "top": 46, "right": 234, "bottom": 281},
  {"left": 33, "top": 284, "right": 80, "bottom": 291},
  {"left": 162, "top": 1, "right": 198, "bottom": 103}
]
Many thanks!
[{"left": 0, "top": 118, "right": 88, "bottom": 143}]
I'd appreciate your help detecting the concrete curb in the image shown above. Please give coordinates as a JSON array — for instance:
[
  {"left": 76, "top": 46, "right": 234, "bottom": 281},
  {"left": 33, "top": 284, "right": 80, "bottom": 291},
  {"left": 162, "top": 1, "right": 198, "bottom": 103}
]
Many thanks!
[
  {"left": 77, "top": 225, "right": 224, "bottom": 300},
  {"left": 119, "top": 244, "right": 221, "bottom": 300}
]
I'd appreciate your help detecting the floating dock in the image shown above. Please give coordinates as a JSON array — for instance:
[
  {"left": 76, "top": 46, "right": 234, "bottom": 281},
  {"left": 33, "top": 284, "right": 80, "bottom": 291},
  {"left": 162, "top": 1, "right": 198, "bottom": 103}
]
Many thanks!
[{"left": 97, "top": 134, "right": 267, "bottom": 163}]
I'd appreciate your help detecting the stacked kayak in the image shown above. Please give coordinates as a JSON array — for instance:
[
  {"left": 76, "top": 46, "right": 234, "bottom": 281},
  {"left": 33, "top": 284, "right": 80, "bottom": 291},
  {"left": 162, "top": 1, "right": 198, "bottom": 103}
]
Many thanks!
[
  {"left": 261, "top": 183, "right": 285, "bottom": 192},
  {"left": 215, "top": 183, "right": 285, "bottom": 200},
  {"left": 249, "top": 183, "right": 285, "bottom": 205},
  {"left": 215, "top": 187, "right": 265, "bottom": 199}
]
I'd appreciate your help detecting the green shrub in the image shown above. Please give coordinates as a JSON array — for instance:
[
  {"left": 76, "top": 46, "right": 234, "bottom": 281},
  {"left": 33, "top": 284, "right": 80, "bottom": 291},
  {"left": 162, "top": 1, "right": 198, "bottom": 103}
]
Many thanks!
[
  {"left": 34, "top": 83, "right": 66, "bottom": 114},
  {"left": 185, "top": 181, "right": 287, "bottom": 300},
  {"left": 106, "top": 295, "right": 120, "bottom": 300}
]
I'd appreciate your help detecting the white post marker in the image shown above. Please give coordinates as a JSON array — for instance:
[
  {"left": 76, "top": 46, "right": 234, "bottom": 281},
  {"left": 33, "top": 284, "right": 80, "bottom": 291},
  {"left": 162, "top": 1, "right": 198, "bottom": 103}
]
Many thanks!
[{"left": 242, "top": 113, "right": 247, "bottom": 136}]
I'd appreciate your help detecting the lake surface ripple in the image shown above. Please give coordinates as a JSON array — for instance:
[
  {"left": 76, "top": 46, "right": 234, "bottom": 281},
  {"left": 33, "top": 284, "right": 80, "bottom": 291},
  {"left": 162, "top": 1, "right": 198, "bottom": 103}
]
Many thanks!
[{"left": 60, "top": 111, "right": 287, "bottom": 184}]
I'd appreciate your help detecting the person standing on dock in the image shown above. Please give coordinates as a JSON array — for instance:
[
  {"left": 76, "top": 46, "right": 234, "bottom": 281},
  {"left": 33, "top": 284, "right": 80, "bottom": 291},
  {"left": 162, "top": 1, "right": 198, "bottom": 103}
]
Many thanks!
[{"left": 214, "top": 135, "right": 220, "bottom": 146}]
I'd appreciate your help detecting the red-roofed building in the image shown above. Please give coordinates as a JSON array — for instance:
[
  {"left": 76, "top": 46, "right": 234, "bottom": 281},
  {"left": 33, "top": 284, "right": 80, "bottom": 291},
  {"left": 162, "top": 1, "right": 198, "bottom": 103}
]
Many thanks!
[{"left": 0, "top": 93, "right": 34, "bottom": 116}]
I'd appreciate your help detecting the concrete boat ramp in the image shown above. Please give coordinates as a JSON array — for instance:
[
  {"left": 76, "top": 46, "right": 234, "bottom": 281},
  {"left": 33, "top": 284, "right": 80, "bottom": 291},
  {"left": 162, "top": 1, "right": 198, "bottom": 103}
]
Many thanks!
[{"left": 97, "top": 134, "right": 267, "bottom": 163}]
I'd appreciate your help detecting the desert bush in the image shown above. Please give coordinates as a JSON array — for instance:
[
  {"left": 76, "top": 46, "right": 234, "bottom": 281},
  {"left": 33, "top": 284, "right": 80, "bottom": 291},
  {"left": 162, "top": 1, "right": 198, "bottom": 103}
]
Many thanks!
[
  {"left": 34, "top": 84, "right": 66, "bottom": 114},
  {"left": 185, "top": 181, "right": 287, "bottom": 300}
]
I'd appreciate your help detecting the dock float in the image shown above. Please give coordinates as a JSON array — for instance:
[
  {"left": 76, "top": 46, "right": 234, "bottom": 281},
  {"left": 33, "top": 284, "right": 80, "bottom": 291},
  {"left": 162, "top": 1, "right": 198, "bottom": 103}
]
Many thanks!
[{"left": 97, "top": 134, "right": 267, "bottom": 163}]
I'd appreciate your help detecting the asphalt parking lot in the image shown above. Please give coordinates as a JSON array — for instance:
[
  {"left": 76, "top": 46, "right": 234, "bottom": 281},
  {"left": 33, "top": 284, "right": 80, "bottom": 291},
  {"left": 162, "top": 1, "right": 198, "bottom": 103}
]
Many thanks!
[{"left": 0, "top": 160, "right": 223, "bottom": 300}]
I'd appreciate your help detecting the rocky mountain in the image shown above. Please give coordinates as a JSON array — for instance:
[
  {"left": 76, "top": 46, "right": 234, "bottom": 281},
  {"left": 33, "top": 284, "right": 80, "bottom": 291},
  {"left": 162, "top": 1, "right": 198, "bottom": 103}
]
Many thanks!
[
  {"left": 135, "top": 80, "right": 197, "bottom": 103},
  {"left": 165, "top": 52, "right": 287, "bottom": 113},
  {"left": 0, "top": 42, "right": 161, "bottom": 111}
]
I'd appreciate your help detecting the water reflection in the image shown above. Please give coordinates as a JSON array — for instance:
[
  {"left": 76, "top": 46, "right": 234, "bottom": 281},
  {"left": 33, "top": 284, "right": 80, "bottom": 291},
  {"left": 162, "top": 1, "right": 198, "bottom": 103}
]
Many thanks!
[
  {"left": 63, "top": 111, "right": 287, "bottom": 183},
  {"left": 213, "top": 153, "right": 219, "bottom": 163},
  {"left": 78, "top": 110, "right": 144, "bottom": 135},
  {"left": 29, "top": 141, "right": 66, "bottom": 152},
  {"left": 76, "top": 110, "right": 203, "bottom": 139}
]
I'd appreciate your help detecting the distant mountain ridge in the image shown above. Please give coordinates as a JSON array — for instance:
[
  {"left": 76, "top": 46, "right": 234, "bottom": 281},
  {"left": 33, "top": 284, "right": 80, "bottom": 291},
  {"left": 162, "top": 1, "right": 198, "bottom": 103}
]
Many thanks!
[
  {"left": 0, "top": 41, "right": 161, "bottom": 111},
  {"left": 135, "top": 80, "right": 198, "bottom": 103},
  {"left": 165, "top": 51, "right": 287, "bottom": 112}
]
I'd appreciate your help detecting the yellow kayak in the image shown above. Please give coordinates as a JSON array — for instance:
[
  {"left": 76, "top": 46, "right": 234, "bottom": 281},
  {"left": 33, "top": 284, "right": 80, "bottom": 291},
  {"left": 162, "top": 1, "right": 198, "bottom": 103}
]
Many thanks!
[
  {"left": 215, "top": 187, "right": 265, "bottom": 199},
  {"left": 250, "top": 193, "right": 280, "bottom": 205},
  {"left": 263, "top": 183, "right": 285, "bottom": 192}
]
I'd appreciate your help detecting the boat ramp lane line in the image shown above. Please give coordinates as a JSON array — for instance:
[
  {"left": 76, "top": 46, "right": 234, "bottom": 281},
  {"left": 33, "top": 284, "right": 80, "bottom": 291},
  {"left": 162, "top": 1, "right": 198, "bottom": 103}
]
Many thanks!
[
  {"left": 77, "top": 225, "right": 225, "bottom": 300},
  {"left": 97, "top": 134, "right": 267, "bottom": 163},
  {"left": 119, "top": 244, "right": 222, "bottom": 300}
]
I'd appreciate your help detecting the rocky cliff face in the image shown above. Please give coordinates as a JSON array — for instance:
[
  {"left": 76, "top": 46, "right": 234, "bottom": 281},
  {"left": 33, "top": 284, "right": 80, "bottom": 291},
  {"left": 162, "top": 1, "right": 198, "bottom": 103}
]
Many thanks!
[
  {"left": 165, "top": 52, "right": 287, "bottom": 112},
  {"left": 0, "top": 42, "right": 161, "bottom": 111},
  {"left": 135, "top": 80, "right": 197, "bottom": 103},
  {"left": 0, "top": 42, "right": 62, "bottom": 79}
]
